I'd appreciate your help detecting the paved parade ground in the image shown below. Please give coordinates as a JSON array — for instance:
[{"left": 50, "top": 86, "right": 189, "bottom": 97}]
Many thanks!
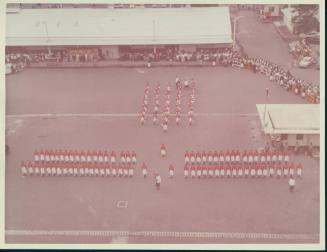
[{"left": 5, "top": 66, "right": 320, "bottom": 244}]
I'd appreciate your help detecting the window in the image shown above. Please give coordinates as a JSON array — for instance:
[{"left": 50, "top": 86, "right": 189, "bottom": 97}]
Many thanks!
[{"left": 296, "top": 134, "right": 304, "bottom": 140}]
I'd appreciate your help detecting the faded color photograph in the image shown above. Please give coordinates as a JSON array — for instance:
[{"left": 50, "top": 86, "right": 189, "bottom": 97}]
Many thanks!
[{"left": 4, "top": 2, "right": 322, "bottom": 246}]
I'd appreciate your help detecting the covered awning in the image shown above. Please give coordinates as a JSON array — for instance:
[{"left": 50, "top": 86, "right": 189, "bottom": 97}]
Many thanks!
[{"left": 256, "top": 104, "right": 320, "bottom": 135}]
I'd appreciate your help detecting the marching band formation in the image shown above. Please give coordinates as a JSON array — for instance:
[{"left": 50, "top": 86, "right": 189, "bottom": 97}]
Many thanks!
[
  {"left": 20, "top": 149, "right": 137, "bottom": 177},
  {"left": 183, "top": 150, "right": 303, "bottom": 179},
  {"left": 140, "top": 78, "right": 196, "bottom": 131}
]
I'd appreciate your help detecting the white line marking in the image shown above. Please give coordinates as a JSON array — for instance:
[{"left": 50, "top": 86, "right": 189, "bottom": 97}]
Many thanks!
[
  {"left": 5, "top": 230, "right": 319, "bottom": 240},
  {"left": 6, "top": 113, "right": 258, "bottom": 118}
]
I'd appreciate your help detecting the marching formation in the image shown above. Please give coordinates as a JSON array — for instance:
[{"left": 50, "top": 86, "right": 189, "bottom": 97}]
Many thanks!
[
  {"left": 183, "top": 149, "right": 303, "bottom": 179},
  {"left": 20, "top": 149, "right": 138, "bottom": 178},
  {"left": 140, "top": 78, "right": 196, "bottom": 131}
]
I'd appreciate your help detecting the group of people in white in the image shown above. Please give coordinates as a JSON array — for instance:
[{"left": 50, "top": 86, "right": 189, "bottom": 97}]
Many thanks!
[
  {"left": 230, "top": 52, "right": 319, "bottom": 104},
  {"left": 183, "top": 149, "right": 303, "bottom": 179},
  {"left": 20, "top": 149, "right": 137, "bottom": 177},
  {"left": 140, "top": 78, "right": 196, "bottom": 132}
]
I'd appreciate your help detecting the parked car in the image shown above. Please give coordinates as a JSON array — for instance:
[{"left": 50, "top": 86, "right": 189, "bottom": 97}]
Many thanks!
[{"left": 298, "top": 56, "right": 314, "bottom": 68}]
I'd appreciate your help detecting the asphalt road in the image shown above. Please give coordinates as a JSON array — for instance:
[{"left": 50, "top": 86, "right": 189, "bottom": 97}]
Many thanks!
[{"left": 5, "top": 66, "right": 320, "bottom": 244}]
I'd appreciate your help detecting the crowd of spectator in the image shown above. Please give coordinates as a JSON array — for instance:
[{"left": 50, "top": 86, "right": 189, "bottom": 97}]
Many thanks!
[
  {"left": 5, "top": 47, "right": 319, "bottom": 104},
  {"left": 289, "top": 39, "right": 312, "bottom": 59},
  {"left": 5, "top": 52, "right": 31, "bottom": 73}
]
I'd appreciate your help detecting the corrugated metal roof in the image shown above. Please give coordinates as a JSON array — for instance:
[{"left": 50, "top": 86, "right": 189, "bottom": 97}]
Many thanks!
[
  {"left": 6, "top": 7, "right": 233, "bottom": 46},
  {"left": 256, "top": 104, "right": 320, "bottom": 135}
]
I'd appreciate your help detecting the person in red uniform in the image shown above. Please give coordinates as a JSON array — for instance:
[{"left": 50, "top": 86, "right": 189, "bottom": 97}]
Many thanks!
[
  {"left": 184, "top": 164, "right": 189, "bottom": 178},
  {"left": 141, "top": 162, "right": 147, "bottom": 178},
  {"left": 169, "top": 164, "right": 174, "bottom": 178},
  {"left": 244, "top": 162, "right": 249, "bottom": 177},
  {"left": 202, "top": 151, "right": 207, "bottom": 164},
  {"left": 226, "top": 163, "right": 231, "bottom": 178},
  {"left": 208, "top": 165, "right": 214, "bottom": 178},
  {"left": 230, "top": 149, "right": 235, "bottom": 163},
  {"left": 283, "top": 162, "right": 289, "bottom": 177},
  {"left": 131, "top": 151, "right": 137, "bottom": 165},
  {"left": 296, "top": 162, "right": 303, "bottom": 178},
  {"left": 112, "top": 163, "right": 117, "bottom": 177},
  {"left": 202, "top": 164, "right": 208, "bottom": 178},
  {"left": 289, "top": 162, "right": 295, "bottom": 177},
  {"left": 225, "top": 150, "right": 231, "bottom": 164},
  {"left": 190, "top": 165, "right": 196, "bottom": 178},
  {"left": 105, "top": 163, "right": 111, "bottom": 177},
  {"left": 161, "top": 144, "right": 167, "bottom": 157},
  {"left": 190, "top": 151, "right": 195, "bottom": 165},
  {"left": 111, "top": 151, "right": 116, "bottom": 164},
  {"left": 213, "top": 151, "right": 219, "bottom": 165},
  {"left": 208, "top": 151, "right": 213, "bottom": 165},
  {"left": 196, "top": 165, "right": 202, "bottom": 178}
]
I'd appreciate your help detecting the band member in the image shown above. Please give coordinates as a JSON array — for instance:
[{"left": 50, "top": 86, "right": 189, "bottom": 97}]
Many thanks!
[
  {"left": 40, "top": 149, "right": 45, "bottom": 162},
  {"left": 196, "top": 151, "right": 201, "bottom": 164},
  {"left": 248, "top": 150, "right": 253, "bottom": 165},
  {"left": 141, "top": 162, "right": 147, "bottom": 178},
  {"left": 260, "top": 150, "right": 266, "bottom": 163},
  {"left": 111, "top": 151, "right": 116, "bottom": 164},
  {"left": 105, "top": 163, "right": 111, "bottom": 177},
  {"left": 129, "top": 164, "right": 134, "bottom": 177},
  {"left": 49, "top": 149, "right": 55, "bottom": 162},
  {"left": 202, "top": 151, "right": 207, "bottom": 164},
  {"left": 119, "top": 151, "right": 125, "bottom": 164},
  {"left": 123, "top": 164, "right": 129, "bottom": 177},
  {"left": 62, "top": 162, "right": 68, "bottom": 176},
  {"left": 266, "top": 150, "right": 271, "bottom": 163},
  {"left": 73, "top": 162, "right": 79, "bottom": 176},
  {"left": 207, "top": 151, "right": 213, "bottom": 165},
  {"left": 213, "top": 151, "right": 219, "bottom": 164},
  {"left": 235, "top": 150, "right": 241, "bottom": 163},
  {"left": 253, "top": 150, "right": 259, "bottom": 164},
  {"left": 250, "top": 162, "right": 256, "bottom": 177},
  {"left": 296, "top": 163, "right": 303, "bottom": 178},
  {"left": 230, "top": 150, "right": 235, "bottom": 163},
  {"left": 161, "top": 144, "right": 167, "bottom": 157},
  {"left": 94, "top": 162, "right": 99, "bottom": 176},
  {"left": 68, "top": 162, "right": 74, "bottom": 176},
  {"left": 219, "top": 151, "right": 225, "bottom": 164},
  {"left": 45, "top": 162, "right": 51, "bottom": 176},
  {"left": 262, "top": 163, "right": 268, "bottom": 177},
  {"left": 289, "top": 175, "right": 296, "bottom": 192},
  {"left": 77, "top": 162, "right": 86, "bottom": 177},
  {"left": 284, "top": 150, "right": 290, "bottom": 163},
  {"left": 196, "top": 165, "right": 202, "bottom": 178},
  {"left": 283, "top": 162, "right": 289, "bottom": 177},
  {"left": 20, "top": 161, "right": 27, "bottom": 176},
  {"left": 208, "top": 165, "right": 214, "bottom": 178},
  {"left": 80, "top": 150, "right": 86, "bottom": 163},
  {"left": 226, "top": 163, "right": 231, "bottom": 177},
  {"left": 112, "top": 163, "right": 117, "bottom": 177},
  {"left": 215, "top": 164, "right": 220, "bottom": 178},
  {"left": 225, "top": 150, "right": 231, "bottom": 164},
  {"left": 232, "top": 163, "right": 237, "bottom": 177},
  {"left": 118, "top": 163, "right": 123, "bottom": 177},
  {"left": 34, "top": 162, "right": 40, "bottom": 176},
  {"left": 124, "top": 151, "right": 130, "bottom": 164},
  {"left": 34, "top": 150, "right": 39, "bottom": 162},
  {"left": 220, "top": 163, "right": 225, "bottom": 178},
  {"left": 278, "top": 150, "right": 283, "bottom": 163},
  {"left": 202, "top": 165, "right": 208, "bottom": 178},
  {"left": 184, "top": 164, "right": 189, "bottom": 178},
  {"left": 39, "top": 162, "right": 45, "bottom": 176},
  {"left": 191, "top": 165, "right": 196, "bottom": 178},
  {"left": 86, "top": 150, "right": 92, "bottom": 163},
  {"left": 190, "top": 151, "right": 196, "bottom": 165},
  {"left": 271, "top": 149, "right": 277, "bottom": 163},
  {"left": 103, "top": 150, "right": 109, "bottom": 163},
  {"left": 169, "top": 164, "right": 174, "bottom": 178},
  {"left": 55, "top": 149, "right": 60, "bottom": 162},
  {"left": 244, "top": 163, "right": 249, "bottom": 177},
  {"left": 68, "top": 150, "right": 74, "bottom": 163},
  {"left": 98, "top": 150, "right": 104, "bottom": 163},
  {"left": 276, "top": 163, "right": 282, "bottom": 178},
  {"left": 45, "top": 149, "right": 50, "bottom": 162},
  {"left": 242, "top": 150, "right": 248, "bottom": 164},
  {"left": 132, "top": 151, "right": 137, "bottom": 165},
  {"left": 289, "top": 162, "right": 295, "bottom": 177},
  {"left": 268, "top": 162, "right": 275, "bottom": 177},
  {"left": 237, "top": 163, "right": 243, "bottom": 177},
  {"left": 185, "top": 151, "right": 190, "bottom": 165}
]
